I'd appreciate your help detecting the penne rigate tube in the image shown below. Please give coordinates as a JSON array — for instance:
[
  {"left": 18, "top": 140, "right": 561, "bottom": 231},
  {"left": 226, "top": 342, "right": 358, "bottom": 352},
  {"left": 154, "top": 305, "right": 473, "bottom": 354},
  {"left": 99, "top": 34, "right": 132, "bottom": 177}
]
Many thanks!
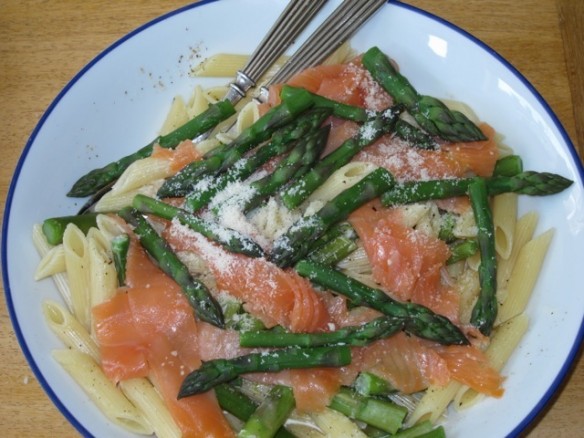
[
  {"left": 33, "top": 224, "right": 73, "bottom": 311},
  {"left": 62, "top": 224, "right": 91, "bottom": 330},
  {"left": 496, "top": 229, "right": 554, "bottom": 325},
  {"left": 406, "top": 381, "right": 461, "bottom": 427},
  {"left": 454, "top": 313, "right": 529, "bottom": 409},
  {"left": 119, "top": 378, "right": 182, "bottom": 438},
  {"left": 42, "top": 300, "right": 100, "bottom": 361},
  {"left": 492, "top": 193, "right": 518, "bottom": 260},
  {"left": 52, "top": 349, "right": 154, "bottom": 436},
  {"left": 497, "top": 211, "right": 538, "bottom": 289}
]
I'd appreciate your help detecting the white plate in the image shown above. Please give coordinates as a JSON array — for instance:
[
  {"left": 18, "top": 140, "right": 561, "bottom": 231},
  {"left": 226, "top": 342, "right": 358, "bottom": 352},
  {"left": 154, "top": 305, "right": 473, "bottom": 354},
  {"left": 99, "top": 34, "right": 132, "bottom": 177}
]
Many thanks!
[{"left": 3, "top": 1, "right": 584, "bottom": 437}]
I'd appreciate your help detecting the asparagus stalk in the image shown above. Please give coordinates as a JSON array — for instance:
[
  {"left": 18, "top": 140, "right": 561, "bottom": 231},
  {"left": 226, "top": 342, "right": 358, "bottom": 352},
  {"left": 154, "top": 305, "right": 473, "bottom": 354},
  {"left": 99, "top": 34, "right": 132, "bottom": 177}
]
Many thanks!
[
  {"left": 392, "top": 421, "right": 436, "bottom": 438},
  {"left": 111, "top": 233, "right": 130, "bottom": 286},
  {"left": 239, "top": 316, "right": 404, "bottom": 348},
  {"left": 178, "top": 346, "right": 351, "bottom": 398},
  {"left": 270, "top": 168, "right": 395, "bottom": 268},
  {"left": 362, "top": 46, "right": 486, "bottom": 142},
  {"left": 184, "top": 108, "right": 332, "bottom": 212},
  {"left": 308, "top": 221, "right": 357, "bottom": 252},
  {"left": 41, "top": 214, "right": 98, "bottom": 245},
  {"left": 67, "top": 100, "right": 236, "bottom": 197},
  {"left": 468, "top": 178, "right": 497, "bottom": 336},
  {"left": 437, "top": 212, "right": 457, "bottom": 243},
  {"left": 158, "top": 89, "right": 315, "bottom": 198},
  {"left": 215, "top": 383, "right": 258, "bottom": 421},
  {"left": 328, "top": 387, "right": 408, "bottom": 435},
  {"left": 354, "top": 372, "right": 396, "bottom": 397},
  {"left": 381, "top": 171, "right": 574, "bottom": 207},
  {"left": 242, "top": 126, "right": 329, "bottom": 213},
  {"left": 117, "top": 207, "right": 224, "bottom": 328},
  {"left": 215, "top": 383, "right": 296, "bottom": 438},
  {"left": 238, "top": 385, "right": 296, "bottom": 438},
  {"left": 282, "top": 85, "right": 438, "bottom": 150},
  {"left": 394, "top": 119, "right": 438, "bottom": 150},
  {"left": 280, "top": 85, "right": 369, "bottom": 122},
  {"left": 447, "top": 239, "right": 479, "bottom": 265},
  {"left": 280, "top": 107, "right": 403, "bottom": 209},
  {"left": 493, "top": 154, "right": 523, "bottom": 177},
  {"left": 307, "top": 234, "right": 358, "bottom": 266},
  {"left": 132, "top": 194, "right": 264, "bottom": 258},
  {"left": 294, "top": 260, "right": 468, "bottom": 345}
]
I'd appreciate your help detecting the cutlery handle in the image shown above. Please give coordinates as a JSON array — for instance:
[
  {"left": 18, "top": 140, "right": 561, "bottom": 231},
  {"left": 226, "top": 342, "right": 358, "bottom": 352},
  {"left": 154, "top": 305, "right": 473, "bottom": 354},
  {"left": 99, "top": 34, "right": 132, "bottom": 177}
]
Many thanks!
[
  {"left": 225, "top": 0, "right": 328, "bottom": 103},
  {"left": 260, "top": 0, "right": 387, "bottom": 99}
]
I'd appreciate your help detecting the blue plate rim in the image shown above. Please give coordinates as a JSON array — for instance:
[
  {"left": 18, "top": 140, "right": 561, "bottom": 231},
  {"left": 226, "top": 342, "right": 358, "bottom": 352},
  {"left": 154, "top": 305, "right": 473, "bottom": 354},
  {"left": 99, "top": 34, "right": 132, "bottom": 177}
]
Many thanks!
[{"left": 2, "top": 0, "right": 583, "bottom": 437}]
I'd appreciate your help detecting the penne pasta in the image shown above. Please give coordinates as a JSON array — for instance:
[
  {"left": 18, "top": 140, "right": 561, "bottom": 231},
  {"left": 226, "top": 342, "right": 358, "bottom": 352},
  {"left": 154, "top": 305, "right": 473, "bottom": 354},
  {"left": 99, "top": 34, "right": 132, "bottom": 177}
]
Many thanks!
[
  {"left": 62, "top": 224, "right": 91, "bottom": 330},
  {"left": 306, "top": 162, "right": 377, "bottom": 205},
  {"left": 86, "top": 229, "right": 118, "bottom": 310},
  {"left": 119, "top": 378, "right": 182, "bottom": 438},
  {"left": 406, "top": 381, "right": 461, "bottom": 426},
  {"left": 497, "top": 211, "right": 539, "bottom": 288},
  {"left": 190, "top": 53, "right": 249, "bottom": 77},
  {"left": 42, "top": 300, "right": 100, "bottom": 361},
  {"left": 496, "top": 229, "right": 554, "bottom": 325},
  {"left": 33, "top": 224, "right": 74, "bottom": 311},
  {"left": 159, "top": 96, "right": 190, "bottom": 136},
  {"left": 52, "top": 349, "right": 154, "bottom": 436},
  {"left": 34, "top": 244, "right": 66, "bottom": 280},
  {"left": 492, "top": 193, "right": 518, "bottom": 260},
  {"left": 454, "top": 313, "right": 529, "bottom": 409}
]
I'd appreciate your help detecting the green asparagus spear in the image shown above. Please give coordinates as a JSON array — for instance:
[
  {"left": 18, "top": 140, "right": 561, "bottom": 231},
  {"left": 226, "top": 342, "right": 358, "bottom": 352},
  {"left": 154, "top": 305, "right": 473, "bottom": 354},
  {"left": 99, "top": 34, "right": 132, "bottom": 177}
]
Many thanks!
[
  {"left": 215, "top": 383, "right": 259, "bottom": 421},
  {"left": 239, "top": 316, "right": 404, "bottom": 348},
  {"left": 282, "top": 86, "right": 438, "bottom": 150},
  {"left": 437, "top": 212, "right": 457, "bottom": 243},
  {"left": 354, "top": 372, "right": 396, "bottom": 397},
  {"left": 281, "top": 107, "right": 402, "bottom": 209},
  {"left": 307, "top": 234, "right": 358, "bottom": 266},
  {"left": 111, "top": 233, "right": 130, "bottom": 286},
  {"left": 493, "top": 154, "right": 523, "bottom": 177},
  {"left": 381, "top": 171, "right": 573, "bottom": 207},
  {"left": 280, "top": 85, "right": 369, "bottom": 122},
  {"left": 328, "top": 387, "right": 408, "bottom": 434},
  {"left": 294, "top": 260, "right": 468, "bottom": 345},
  {"left": 468, "top": 178, "right": 497, "bottom": 336},
  {"left": 392, "top": 421, "right": 435, "bottom": 438},
  {"left": 41, "top": 214, "right": 98, "bottom": 245},
  {"left": 158, "top": 89, "right": 315, "bottom": 198},
  {"left": 67, "top": 100, "right": 236, "bottom": 198},
  {"left": 362, "top": 46, "right": 486, "bottom": 142},
  {"left": 447, "top": 239, "right": 479, "bottom": 265},
  {"left": 117, "top": 207, "right": 224, "bottom": 328},
  {"left": 238, "top": 385, "right": 296, "bottom": 438},
  {"left": 394, "top": 119, "right": 438, "bottom": 150},
  {"left": 215, "top": 383, "right": 296, "bottom": 438},
  {"left": 242, "top": 126, "right": 329, "bottom": 213},
  {"left": 308, "top": 221, "right": 357, "bottom": 252},
  {"left": 178, "top": 346, "right": 351, "bottom": 397},
  {"left": 184, "top": 108, "right": 332, "bottom": 212},
  {"left": 270, "top": 168, "right": 395, "bottom": 268},
  {"left": 132, "top": 194, "right": 263, "bottom": 258}
]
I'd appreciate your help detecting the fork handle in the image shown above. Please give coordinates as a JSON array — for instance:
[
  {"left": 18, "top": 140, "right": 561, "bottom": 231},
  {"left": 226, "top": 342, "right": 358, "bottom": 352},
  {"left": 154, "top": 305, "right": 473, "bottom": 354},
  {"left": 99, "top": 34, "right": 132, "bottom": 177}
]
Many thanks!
[
  {"left": 259, "top": 0, "right": 387, "bottom": 100},
  {"left": 225, "top": 0, "right": 328, "bottom": 103}
]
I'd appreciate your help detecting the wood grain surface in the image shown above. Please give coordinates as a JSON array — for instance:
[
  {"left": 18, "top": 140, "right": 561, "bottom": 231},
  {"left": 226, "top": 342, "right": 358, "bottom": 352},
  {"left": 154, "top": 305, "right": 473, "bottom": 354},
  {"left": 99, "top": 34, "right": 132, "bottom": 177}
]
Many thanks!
[{"left": 1, "top": 1, "right": 582, "bottom": 436}]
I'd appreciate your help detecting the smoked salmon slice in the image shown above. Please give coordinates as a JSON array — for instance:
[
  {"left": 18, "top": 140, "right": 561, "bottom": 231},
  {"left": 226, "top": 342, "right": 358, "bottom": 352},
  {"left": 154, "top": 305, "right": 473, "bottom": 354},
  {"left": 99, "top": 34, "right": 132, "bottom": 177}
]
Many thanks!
[
  {"left": 93, "top": 239, "right": 235, "bottom": 437},
  {"left": 354, "top": 123, "right": 499, "bottom": 181},
  {"left": 164, "top": 220, "right": 331, "bottom": 333}
]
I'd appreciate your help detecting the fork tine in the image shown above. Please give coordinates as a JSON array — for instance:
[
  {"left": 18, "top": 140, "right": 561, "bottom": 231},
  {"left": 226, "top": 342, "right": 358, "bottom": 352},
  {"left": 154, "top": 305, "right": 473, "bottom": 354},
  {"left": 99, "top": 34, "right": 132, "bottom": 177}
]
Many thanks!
[{"left": 262, "top": 0, "right": 387, "bottom": 92}]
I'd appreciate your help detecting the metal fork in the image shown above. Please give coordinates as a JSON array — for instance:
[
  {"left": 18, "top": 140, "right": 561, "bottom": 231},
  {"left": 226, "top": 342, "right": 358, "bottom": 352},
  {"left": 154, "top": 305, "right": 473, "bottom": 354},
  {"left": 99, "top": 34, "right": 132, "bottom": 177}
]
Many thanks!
[
  {"left": 259, "top": 0, "right": 388, "bottom": 100},
  {"left": 222, "top": 0, "right": 329, "bottom": 105}
]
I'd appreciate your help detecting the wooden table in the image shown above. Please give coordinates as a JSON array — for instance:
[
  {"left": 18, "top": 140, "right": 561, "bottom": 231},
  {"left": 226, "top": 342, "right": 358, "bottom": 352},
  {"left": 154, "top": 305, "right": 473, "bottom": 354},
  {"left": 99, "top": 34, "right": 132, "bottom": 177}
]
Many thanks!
[{"left": 1, "top": 1, "right": 582, "bottom": 436}]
